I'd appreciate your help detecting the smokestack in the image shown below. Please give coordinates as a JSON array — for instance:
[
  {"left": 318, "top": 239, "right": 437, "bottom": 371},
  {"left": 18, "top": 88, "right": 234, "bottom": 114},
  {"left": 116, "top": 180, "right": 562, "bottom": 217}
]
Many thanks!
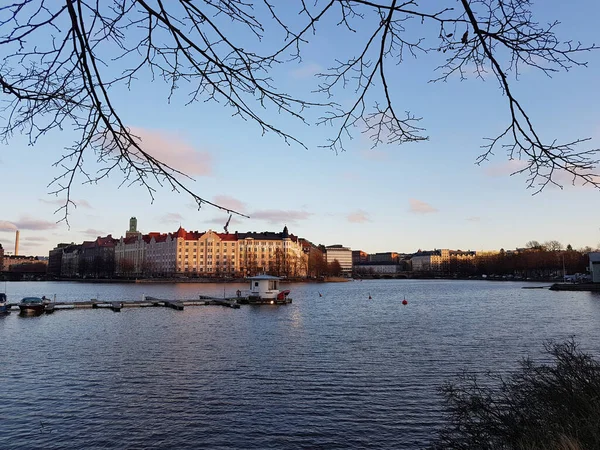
[{"left": 15, "top": 230, "right": 19, "bottom": 256}]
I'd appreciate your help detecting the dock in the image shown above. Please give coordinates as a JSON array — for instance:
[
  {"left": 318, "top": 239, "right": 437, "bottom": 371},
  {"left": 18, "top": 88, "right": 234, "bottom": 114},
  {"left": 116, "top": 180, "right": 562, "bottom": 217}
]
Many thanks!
[{"left": 5, "top": 295, "right": 246, "bottom": 313}]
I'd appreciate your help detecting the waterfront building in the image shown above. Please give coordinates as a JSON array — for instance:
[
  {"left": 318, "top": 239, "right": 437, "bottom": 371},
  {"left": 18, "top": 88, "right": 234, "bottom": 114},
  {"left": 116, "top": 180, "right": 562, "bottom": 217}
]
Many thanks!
[
  {"left": 325, "top": 244, "right": 353, "bottom": 276},
  {"left": 78, "top": 235, "right": 117, "bottom": 278},
  {"left": 237, "top": 226, "right": 307, "bottom": 277},
  {"left": 61, "top": 244, "right": 82, "bottom": 277},
  {"left": 369, "top": 252, "right": 399, "bottom": 263},
  {"left": 1, "top": 254, "right": 47, "bottom": 272},
  {"left": 0, "top": 243, "right": 3, "bottom": 271},
  {"left": 411, "top": 249, "right": 476, "bottom": 272},
  {"left": 190, "top": 229, "right": 237, "bottom": 276},
  {"left": 589, "top": 252, "right": 600, "bottom": 283},
  {"left": 354, "top": 262, "right": 401, "bottom": 275},
  {"left": 48, "top": 243, "right": 71, "bottom": 277},
  {"left": 352, "top": 250, "right": 369, "bottom": 265},
  {"left": 144, "top": 231, "right": 179, "bottom": 276}
]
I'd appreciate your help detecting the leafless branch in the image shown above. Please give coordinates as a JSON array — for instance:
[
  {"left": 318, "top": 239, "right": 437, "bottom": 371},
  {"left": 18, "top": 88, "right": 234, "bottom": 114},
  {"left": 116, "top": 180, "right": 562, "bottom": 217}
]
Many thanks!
[{"left": 0, "top": 0, "right": 597, "bottom": 223}]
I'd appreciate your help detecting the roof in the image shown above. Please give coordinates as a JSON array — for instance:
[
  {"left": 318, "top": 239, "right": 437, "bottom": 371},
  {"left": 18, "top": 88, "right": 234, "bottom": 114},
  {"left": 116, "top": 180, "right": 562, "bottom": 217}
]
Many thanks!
[{"left": 248, "top": 275, "right": 281, "bottom": 280}]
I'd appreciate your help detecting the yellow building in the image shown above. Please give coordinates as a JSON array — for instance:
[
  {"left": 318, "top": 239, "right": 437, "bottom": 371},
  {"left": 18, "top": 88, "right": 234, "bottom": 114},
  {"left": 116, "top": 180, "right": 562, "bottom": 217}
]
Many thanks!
[{"left": 115, "top": 225, "right": 307, "bottom": 278}]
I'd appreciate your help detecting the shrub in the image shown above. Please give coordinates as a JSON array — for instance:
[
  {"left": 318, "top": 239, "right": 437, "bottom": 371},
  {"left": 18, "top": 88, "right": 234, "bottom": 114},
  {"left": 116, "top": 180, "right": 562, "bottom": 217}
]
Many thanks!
[{"left": 430, "top": 340, "right": 600, "bottom": 450}]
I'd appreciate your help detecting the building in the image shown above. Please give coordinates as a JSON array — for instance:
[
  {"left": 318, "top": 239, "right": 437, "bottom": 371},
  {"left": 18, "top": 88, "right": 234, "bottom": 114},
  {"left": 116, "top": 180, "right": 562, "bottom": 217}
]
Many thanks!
[
  {"left": 236, "top": 226, "right": 307, "bottom": 277},
  {"left": 126, "top": 216, "right": 141, "bottom": 239},
  {"left": 354, "top": 262, "right": 402, "bottom": 275},
  {"left": 352, "top": 250, "right": 369, "bottom": 265},
  {"left": 589, "top": 252, "right": 600, "bottom": 283},
  {"left": 411, "top": 249, "right": 476, "bottom": 272},
  {"left": 61, "top": 244, "right": 82, "bottom": 277},
  {"left": 369, "top": 252, "right": 399, "bottom": 263},
  {"left": 48, "top": 243, "right": 71, "bottom": 277},
  {"left": 301, "top": 239, "right": 326, "bottom": 278},
  {"left": 0, "top": 243, "right": 3, "bottom": 272},
  {"left": 115, "top": 225, "right": 308, "bottom": 278},
  {"left": 1, "top": 254, "right": 47, "bottom": 272},
  {"left": 79, "top": 235, "right": 117, "bottom": 278},
  {"left": 325, "top": 245, "right": 353, "bottom": 276}
]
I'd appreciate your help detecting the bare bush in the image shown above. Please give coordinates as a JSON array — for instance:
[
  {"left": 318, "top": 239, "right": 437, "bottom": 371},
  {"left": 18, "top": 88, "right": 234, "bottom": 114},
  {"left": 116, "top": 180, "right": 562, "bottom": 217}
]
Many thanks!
[{"left": 430, "top": 340, "right": 600, "bottom": 450}]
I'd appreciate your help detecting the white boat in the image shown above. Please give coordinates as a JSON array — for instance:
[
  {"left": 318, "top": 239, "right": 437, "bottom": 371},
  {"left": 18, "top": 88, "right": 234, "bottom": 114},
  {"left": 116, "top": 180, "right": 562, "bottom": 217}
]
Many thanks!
[
  {"left": 246, "top": 275, "right": 291, "bottom": 304},
  {"left": 0, "top": 293, "right": 8, "bottom": 314}
]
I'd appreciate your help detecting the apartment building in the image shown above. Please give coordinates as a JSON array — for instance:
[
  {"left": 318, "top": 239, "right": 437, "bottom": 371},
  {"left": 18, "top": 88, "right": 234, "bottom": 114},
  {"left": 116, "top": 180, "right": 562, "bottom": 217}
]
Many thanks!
[
  {"left": 326, "top": 244, "right": 353, "bottom": 276},
  {"left": 114, "top": 225, "right": 307, "bottom": 278}
]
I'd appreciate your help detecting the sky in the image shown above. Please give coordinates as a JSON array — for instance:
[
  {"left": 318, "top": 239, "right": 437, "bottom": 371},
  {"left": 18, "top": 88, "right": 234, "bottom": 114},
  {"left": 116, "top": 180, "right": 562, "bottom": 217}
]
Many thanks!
[{"left": 1, "top": 1, "right": 600, "bottom": 257}]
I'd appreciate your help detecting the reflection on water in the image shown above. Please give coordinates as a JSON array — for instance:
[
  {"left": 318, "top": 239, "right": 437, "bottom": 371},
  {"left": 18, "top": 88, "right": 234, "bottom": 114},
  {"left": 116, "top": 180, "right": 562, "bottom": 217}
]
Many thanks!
[{"left": 1, "top": 280, "right": 600, "bottom": 449}]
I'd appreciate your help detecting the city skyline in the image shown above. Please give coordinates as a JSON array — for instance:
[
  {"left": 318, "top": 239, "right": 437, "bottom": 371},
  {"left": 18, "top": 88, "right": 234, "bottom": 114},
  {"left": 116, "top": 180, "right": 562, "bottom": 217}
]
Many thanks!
[{"left": 1, "top": 2, "right": 600, "bottom": 256}]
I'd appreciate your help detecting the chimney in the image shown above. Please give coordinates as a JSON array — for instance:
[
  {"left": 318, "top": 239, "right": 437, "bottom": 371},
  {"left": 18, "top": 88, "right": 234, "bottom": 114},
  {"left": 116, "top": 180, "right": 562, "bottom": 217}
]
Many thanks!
[{"left": 15, "top": 230, "right": 19, "bottom": 256}]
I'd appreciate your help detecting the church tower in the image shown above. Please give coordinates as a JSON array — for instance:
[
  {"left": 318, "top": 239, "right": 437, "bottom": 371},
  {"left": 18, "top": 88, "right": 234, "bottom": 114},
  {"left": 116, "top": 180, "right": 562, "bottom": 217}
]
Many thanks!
[{"left": 125, "top": 217, "right": 141, "bottom": 238}]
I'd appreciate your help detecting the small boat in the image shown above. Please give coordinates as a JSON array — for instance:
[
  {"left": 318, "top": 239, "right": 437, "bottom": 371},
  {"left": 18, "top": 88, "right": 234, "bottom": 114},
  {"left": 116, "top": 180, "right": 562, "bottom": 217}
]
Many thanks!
[
  {"left": 245, "top": 275, "right": 292, "bottom": 304},
  {"left": 19, "top": 297, "right": 46, "bottom": 315},
  {"left": 0, "top": 293, "right": 9, "bottom": 314}
]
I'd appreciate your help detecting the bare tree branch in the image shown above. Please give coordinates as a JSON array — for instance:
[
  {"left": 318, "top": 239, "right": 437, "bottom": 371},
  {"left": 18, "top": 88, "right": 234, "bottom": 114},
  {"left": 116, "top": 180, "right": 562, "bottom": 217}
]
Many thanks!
[{"left": 0, "top": 0, "right": 597, "bottom": 223}]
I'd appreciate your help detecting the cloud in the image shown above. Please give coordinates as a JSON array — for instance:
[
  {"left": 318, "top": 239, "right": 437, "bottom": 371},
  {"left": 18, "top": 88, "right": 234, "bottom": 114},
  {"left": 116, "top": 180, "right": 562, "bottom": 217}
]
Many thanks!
[
  {"left": 0, "top": 217, "right": 59, "bottom": 231},
  {"left": 39, "top": 198, "right": 92, "bottom": 209},
  {"left": 360, "top": 148, "right": 389, "bottom": 161},
  {"left": 159, "top": 213, "right": 185, "bottom": 224},
  {"left": 290, "top": 63, "right": 322, "bottom": 79},
  {"left": 213, "top": 195, "right": 247, "bottom": 213},
  {"left": 347, "top": 210, "right": 370, "bottom": 223},
  {"left": 81, "top": 228, "right": 106, "bottom": 237},
  {"left": 0, "top": 221, "right": 18, "bottom": 232},
  {"left": 466, "top": 216, "right": 481, "bottom": 222},
  {"left": 484, "top": 159, "right": 528, "bottom": 177},
  {"left": 22, "top": 236, "right": 50, "bottom": 243},
  {"left": 409, "top": 199, "right": 438, "bottom": 214},
  {"left": 250, "top": 209, "right": 313, "bottom": 225},
  {"left": 205, "top": 216, "right": 245, "bottom": 228},
  {"left": 129, "top": 127, "right": 213, "bottom": 176}
]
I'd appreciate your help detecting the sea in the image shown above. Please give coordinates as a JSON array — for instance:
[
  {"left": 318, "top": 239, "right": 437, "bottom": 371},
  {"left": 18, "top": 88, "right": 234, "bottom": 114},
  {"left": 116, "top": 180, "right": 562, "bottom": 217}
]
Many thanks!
[{"left": 1, "top": 279, "right": 599, "bottom": 449}]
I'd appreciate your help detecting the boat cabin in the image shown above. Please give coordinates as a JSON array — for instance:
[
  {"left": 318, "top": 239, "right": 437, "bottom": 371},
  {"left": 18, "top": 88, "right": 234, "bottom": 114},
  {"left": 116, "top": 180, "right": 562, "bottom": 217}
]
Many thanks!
[{"left": 248, "top": 275, "right": 282, "bottom": 300}]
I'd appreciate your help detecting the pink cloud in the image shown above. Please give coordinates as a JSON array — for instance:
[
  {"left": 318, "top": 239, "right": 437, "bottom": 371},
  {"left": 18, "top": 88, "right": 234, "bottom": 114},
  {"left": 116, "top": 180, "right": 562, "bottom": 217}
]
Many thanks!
[
  {"left": 206, "top": 216, "right": 245, "bottom": 228},
  {"left": 160, "top": 213, "right": 185, "bottom": 224},
  {"left": 347, "top": 210, "right": 370, "bottom": 223},
  {"left": 409, "top": 199, "right": 438, "bottom": 214},
  {"left": 82, "top": 228, "right": 106, "bottom": 237},
  {"left": 129, "top": 127, "right": 213, "bottom": 176},
  {"left": 250, "top": 209, "right": 313, "bottom": 224},
  {"left": 0, "top": 217, "right": 59, "bottom": 231},
  {"left": 483, "top": 159, "right": 528, "bottom": 177},
  {"left": 213, "top": 195, "right": 247, "bottom": 213},
  {"left": 0, "top": 221, "right": 18, "bottom": 231}
]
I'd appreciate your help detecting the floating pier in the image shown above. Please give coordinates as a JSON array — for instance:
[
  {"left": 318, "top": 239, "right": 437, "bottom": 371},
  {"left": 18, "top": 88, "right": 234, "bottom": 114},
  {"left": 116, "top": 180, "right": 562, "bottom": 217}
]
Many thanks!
[{"left": 4, "top": 295, "right": 247, "bottom": 314}]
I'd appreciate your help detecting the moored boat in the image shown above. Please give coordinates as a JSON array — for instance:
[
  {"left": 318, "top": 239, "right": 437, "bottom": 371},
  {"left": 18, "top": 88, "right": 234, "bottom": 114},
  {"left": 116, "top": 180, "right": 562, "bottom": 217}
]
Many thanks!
[
  {"left": 0, "top": 293, "right": 9, "bottom": 313},
  {"left": 245, "top": 275, "right": 292, "bottom": 304},
  {"left": 19, "top": 297, "right": 46, "bottom": 314}
]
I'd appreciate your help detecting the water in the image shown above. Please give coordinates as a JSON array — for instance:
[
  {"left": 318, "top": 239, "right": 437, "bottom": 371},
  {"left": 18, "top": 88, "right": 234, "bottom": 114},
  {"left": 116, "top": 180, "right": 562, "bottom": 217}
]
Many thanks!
[{"left": 2, "top": 280, "right": 600, "bottom": 449}]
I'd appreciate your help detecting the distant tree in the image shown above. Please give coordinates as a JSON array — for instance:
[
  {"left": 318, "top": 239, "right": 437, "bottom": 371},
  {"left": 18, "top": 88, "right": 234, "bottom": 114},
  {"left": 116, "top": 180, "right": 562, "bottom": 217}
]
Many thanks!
[
  {"left": 544, "top": 240, "right": 563, "bottom": 252},
  {"left": 525, "top": 240, "right": 544, "bottom": 250},
  {"left": 567, "top": 244, "right": 573, "bottom": 251},
  {"left": 328, "top": 259, "right": 343, "bottom": 277},
  {"left": 1, "top": 1, "right": 598, "bottom": 221},
  {"left": 430, "top": 340, "right": 600, "bottom": 450},
  {"left": 119, "top": 258, "right": 135, "bottom": 277}
]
